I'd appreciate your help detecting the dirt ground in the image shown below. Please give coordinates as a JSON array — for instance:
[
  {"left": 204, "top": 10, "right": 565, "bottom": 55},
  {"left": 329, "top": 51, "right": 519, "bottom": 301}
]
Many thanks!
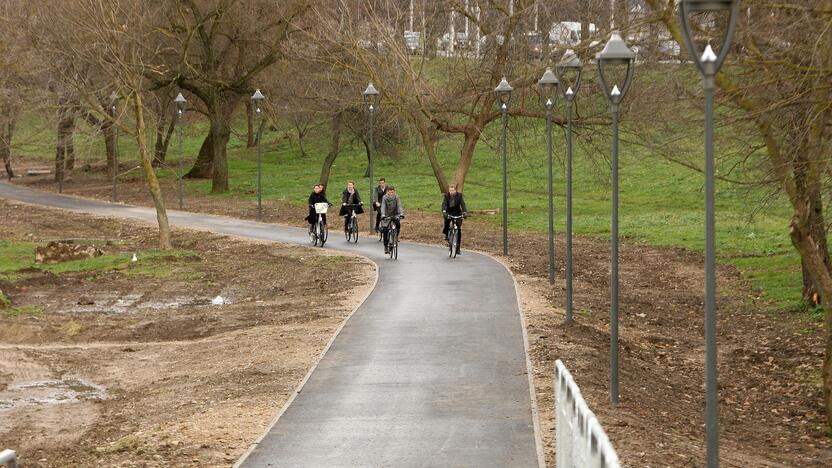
[
  {"left": 0, "top": 198, "right": 375, "bottom": 467},
  {"left": 9, "top": 168, "right": 832, "bottom": 466}
]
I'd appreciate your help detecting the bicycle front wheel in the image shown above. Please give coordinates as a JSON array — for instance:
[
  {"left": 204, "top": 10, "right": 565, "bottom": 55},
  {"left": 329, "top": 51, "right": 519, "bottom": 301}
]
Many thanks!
[
  {"left": 391, "top": 230, "right": 398, "bottom": 260},
  {"left": 449, "top": 227, "right": 458, "bottom": 258},
  {"left": 319, "top": 220, "right": 328, "bottom": 247}
]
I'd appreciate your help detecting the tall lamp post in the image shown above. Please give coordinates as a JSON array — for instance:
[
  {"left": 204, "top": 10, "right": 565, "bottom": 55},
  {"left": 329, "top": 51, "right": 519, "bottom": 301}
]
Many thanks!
[
  {"left": 494, "top": 77, "right": 513, "bottom": 256},
  {"left": 556, "top": 49, "right": 583, "bottom": 322},
  {"left": 109, "top": 91, "right": 120, "bottom": 203},
  {"left": 362, "top": 82, "right": 380, "bottom": 233},
  {"left": 677, "top": 2, "right": 739, "bottom": 466},
  {"left": 537, "top": 68, "right": 559, "bottom": 284},
  {"left": 174, "top": 93, "right": 187, "bottom": 210},
  {"left": 251, "top": 89, "right": 265, "bottom": 221},
  {"left": 597, "top": 30, "right": 635, "bottom": 405}
]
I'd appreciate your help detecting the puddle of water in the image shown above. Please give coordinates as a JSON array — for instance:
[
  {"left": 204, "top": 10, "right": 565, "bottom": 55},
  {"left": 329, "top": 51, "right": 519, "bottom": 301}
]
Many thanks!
[{"left": 0, "top": 378, "right": 107, "bottom": 410}]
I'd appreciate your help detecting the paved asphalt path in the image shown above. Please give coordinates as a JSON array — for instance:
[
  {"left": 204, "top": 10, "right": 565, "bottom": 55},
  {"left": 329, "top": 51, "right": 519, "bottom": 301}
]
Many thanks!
[{"left": 0, "top": 183, "right": 544, "bottom": 467}]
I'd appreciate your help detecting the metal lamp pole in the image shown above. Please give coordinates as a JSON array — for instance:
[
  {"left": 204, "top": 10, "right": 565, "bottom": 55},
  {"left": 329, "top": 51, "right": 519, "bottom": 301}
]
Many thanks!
[
  {"left": 174, "top": 93, "right": 187, "bottom": 210},
  {"left": 538, "top": 68, "right": 559, "bottom": 284},
  {"left": 597, "top": 30, "right": 635, "bottom": 405},
  {"left": 109, "top": 91, "right": 119, "bottom": 203},
  {"left": 677, "top": 2, "right": 739, "bottom": 466},
  {"left": 363, "top": 83, "right": 380, "bottom": 233},
  {"left": 495, "top": 77, "right": 513, "bottom": 256},
  {"left": 251, "top": 89, "right": 265, "bottom": 221},
  {"left": 556, "top": 49, "right": 583, "bottom": 322}
]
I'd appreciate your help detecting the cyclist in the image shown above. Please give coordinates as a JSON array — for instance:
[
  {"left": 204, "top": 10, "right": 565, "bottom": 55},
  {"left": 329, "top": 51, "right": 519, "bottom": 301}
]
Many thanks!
[
  {"left": 339, "top": 180, "right": 364, "bottom": 233},
  {"left": 442, "top": 184, "right": 468, "bottom": 255},
  {"left": 305, "top": 184, "right": 331, "bottom": 233},
  {"left": 379, "top": 185, "right": 404, "bottom": 254},
  {"left": 374, "top": 177, "right": 387, "bottom": 232}
]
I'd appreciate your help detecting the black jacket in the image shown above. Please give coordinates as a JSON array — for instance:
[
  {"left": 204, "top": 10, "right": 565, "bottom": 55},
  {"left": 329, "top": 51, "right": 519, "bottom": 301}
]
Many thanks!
[
  {"left": 442, "top": 192, "right": 467, "bottom": 215},
  {"left": 339, "top": 190, "right": 364, "bottom": 216},
  {"left": 308, "top": 191, "right": 329, "bottom": 205},
  {"left": 375, "top": 185, "right": 387, "bottom": 204}
]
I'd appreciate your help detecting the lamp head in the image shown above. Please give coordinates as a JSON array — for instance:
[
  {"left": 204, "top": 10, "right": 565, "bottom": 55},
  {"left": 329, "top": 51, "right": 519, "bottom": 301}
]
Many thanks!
[
  {"left": 251, "top": 89, "right": 265, "bottom": 114},
  {"left": 174, "top": 93, "right": 186, "bottom": 113},
  {"left": 678, "top": 0, "right": 739, "bottom": 74},
  {"left": 538, "top": 68, "right": 559, "bottom": 109},
  {"left": 596, "top": 31, "right": 636, "bottom": 103},
  {"left": 494, "top": 77, "right": 513, "bottom": 110},
  {"left": 556, "top": 49, "right": 584, "bottom": 98},
  {"left": 362, "top": 82, "right": 380, "bottom": 111}
]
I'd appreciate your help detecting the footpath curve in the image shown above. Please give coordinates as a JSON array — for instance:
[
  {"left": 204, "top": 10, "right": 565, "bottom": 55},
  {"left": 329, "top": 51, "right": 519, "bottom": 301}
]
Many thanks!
[{"left": 0, "top": 182, "right": 544, "bottom": 468}]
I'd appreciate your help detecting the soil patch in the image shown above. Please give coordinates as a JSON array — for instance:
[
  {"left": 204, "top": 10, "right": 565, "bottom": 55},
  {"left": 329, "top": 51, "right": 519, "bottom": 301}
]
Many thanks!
[
  {"left": 0, "top": 199, "right": 375, "bottom": 467},
  {"left": 10, "top": 168, "right": 832, "bottom": 466}
]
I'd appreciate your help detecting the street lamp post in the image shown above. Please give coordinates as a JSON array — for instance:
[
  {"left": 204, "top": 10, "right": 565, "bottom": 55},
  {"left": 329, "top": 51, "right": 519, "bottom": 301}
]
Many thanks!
[
  {"left": 174, "top": 93, "right": 187, "bottom": 210},
  {"left": 677, "top": 2, "right": 739, "bottom": 466},
  {"left": 109, "top": 91, "right": 119, "bottom": 203},
  {"left": 556, "top": 49, "right": 583, "bottom": 322},
  {"left": 494, "top": 77, "right": 513, "bottom": 256},
  {"left": 362, "top": 83, "right": 380, "bottom": 233},
  {"left": 597, "top": 30, "right": 635, "bottom": 405},
  {"left": 538, "top": 68, "right": 559, "bottom": 284},
  {"left": 251, "top": 89, "right": 265, "bottom": 221}
]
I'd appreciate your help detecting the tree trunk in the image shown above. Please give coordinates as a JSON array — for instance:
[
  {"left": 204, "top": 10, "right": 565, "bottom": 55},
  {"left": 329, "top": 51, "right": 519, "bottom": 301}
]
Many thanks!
[
  {"left": 416, "top": 121, "right": 448, "bottom": 193},
  {"left": 55, "top": 104, "right": 75, "bottom": 183},
  {"left": 1, "top": 117, "right": 15, "bottom": 180},
  {"left": 246, "top": 99, "right": 256, "bottom": 148},
  {"left": 185, "top": 130, "right": 214, "bottom": 178},
  {"left": 209, "top": 94, "right": 238, "bottom": 193},
  {"left": 133, "top": 93, "right": 172, "bottom": 249},
  {"left": 153, "top": 111, "right": 176, "bottom": 167},
  {"left": 318, "top": 111, "right": 342, "bottom": 187},
  {"left": 452, "top": 128, "right": 483, "bottom": 191}
]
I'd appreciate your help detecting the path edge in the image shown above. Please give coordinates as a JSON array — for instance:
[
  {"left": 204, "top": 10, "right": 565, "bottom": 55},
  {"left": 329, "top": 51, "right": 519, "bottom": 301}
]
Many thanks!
[
  {"left": 232, "top": 257, "right": 380, "bottom": 467},
  {"left": 472, "top": 249, "right": 547, "bottom": 468}
]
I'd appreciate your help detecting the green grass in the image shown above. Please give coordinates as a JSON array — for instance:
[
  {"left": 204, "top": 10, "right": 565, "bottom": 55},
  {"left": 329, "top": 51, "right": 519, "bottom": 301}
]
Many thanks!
[
  {"left": 10, "top": 82, "right": 804, "bottom": 313},
  {"left": 0, "top": 239, "right": 200, "bottom": 280},
  {"left": 3, "top": 305, "right": 45, "bottom": 317}
]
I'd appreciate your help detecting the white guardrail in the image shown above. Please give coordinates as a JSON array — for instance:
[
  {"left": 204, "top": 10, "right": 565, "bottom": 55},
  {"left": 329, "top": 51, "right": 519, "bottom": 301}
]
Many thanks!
[
  {"left": 555, "top": 360, "right": 621, "bottom": 468},
  {"left": 0, "top": 449, "right": 18, "bottom": 468}
]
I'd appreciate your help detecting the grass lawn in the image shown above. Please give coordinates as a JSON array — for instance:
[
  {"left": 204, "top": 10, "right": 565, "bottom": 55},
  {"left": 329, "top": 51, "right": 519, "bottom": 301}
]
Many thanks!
[{"left": 11, "top": 102, "right": 802, "bottom": 313}]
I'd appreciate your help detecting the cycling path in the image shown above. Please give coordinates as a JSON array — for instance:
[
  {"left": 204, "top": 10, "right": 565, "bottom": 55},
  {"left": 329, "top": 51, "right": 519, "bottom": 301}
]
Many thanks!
[{"left": 0, "top": 183, "right": 544, "bottom": 467}]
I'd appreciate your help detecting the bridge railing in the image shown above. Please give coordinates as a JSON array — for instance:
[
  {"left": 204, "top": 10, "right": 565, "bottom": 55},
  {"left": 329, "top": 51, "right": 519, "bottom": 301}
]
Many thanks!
[
  {"left": 555, "top": 359, "right": 621, "bottom": 468},
  {"left": 0, "top": 449, "right": 18, "bottom": 468}
]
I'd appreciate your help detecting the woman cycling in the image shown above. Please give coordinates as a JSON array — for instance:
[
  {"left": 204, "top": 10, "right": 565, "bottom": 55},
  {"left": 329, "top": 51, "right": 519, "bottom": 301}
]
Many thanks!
[
  {"left": 339, "top": 180, "right": 364, "bottom": 232},
  {"left": 442, "top": 184, "right": 468, "bottom": 255},
  {"left": 305, "top": 184, "right": 331, "bottom": 233}
]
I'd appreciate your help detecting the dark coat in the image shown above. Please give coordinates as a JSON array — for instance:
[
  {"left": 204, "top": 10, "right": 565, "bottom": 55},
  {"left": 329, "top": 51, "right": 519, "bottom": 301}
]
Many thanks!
[
  {"left": 306, "top": 191, "right": 330, "bottom": 223},
  {"left": 375, "top": 185, "right": 387, "bottom": 205},
  {"left": 339, "top": 189, "right": 364, "bottom": 216},
  {"left": 442, "top": 192, "right": 467, "bottom": 215}
]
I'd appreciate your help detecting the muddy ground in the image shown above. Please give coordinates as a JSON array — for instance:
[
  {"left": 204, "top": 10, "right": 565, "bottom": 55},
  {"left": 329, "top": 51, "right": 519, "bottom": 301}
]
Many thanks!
[
  {"left": 0, "top": 198, "right": 375, "bottom": 467},
  {"left": 9, "top": 169, "right": 832, "bottom": 466}
]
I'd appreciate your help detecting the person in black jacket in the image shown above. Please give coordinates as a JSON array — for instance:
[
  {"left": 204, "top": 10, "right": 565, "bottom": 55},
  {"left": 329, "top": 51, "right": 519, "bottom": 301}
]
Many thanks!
[
  {"left": 339, "top": 180, "right": 364, "bottom": 232},
  {"left": 305, "top": 184, "right": 331, "bottom": 232},
  {"left": 374, "top": 178, "right": 387, "bottom": 232},
  {"left": 441, "top": 184, "right": 468, "bottom": 254}
]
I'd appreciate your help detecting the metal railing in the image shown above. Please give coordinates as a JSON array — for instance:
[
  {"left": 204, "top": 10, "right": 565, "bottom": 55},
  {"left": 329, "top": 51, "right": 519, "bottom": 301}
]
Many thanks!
[
  {"left": 0, "top": 449, "right": 18, "bottom": 468},
  {"left": 555, "top": 360, "right": 621, "bottom": 468}
]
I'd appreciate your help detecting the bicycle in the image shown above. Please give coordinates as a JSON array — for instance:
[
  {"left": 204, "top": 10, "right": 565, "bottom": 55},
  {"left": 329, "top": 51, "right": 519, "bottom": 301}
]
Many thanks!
[
  {"left": 343, "top": 203, "right": 361, "bottom": 243},
  {"left": 309, "top": 202, "right": 330, "bottom": 247},
  {"left": 445, "top": 213, "right": 466, "bottom": 258},
  {"left": 381, "top": 215, "right": 403, "bottom": 260}
]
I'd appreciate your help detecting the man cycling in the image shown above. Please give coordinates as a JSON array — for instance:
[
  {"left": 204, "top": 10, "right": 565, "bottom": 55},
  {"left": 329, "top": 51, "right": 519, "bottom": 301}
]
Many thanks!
[
  {"left": 379, "top": 185, "right": 404, "bottom": 254},
  {"left": 442, "top": 184, "right": 467, "bottom": 255},
  {"left": 374, "top": 177, "right": 387, "bottom": 232}
]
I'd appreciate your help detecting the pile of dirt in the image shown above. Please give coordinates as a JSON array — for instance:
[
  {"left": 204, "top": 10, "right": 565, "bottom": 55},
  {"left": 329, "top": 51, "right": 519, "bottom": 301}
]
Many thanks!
[
  {"left": 11, "top": 167, "right": 832, "bottom": 465},
  {"left": 34, "top": 241, "right": 104, "bottom": 264}
]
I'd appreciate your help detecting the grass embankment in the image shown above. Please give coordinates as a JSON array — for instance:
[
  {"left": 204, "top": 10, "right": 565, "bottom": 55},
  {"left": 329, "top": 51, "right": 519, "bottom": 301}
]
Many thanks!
[
  {"left": 0, "top": 239, "right": 198, "bottom": 316},
  {"left": 11, "top": 94, "right": 802, "bottom": 314}
]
